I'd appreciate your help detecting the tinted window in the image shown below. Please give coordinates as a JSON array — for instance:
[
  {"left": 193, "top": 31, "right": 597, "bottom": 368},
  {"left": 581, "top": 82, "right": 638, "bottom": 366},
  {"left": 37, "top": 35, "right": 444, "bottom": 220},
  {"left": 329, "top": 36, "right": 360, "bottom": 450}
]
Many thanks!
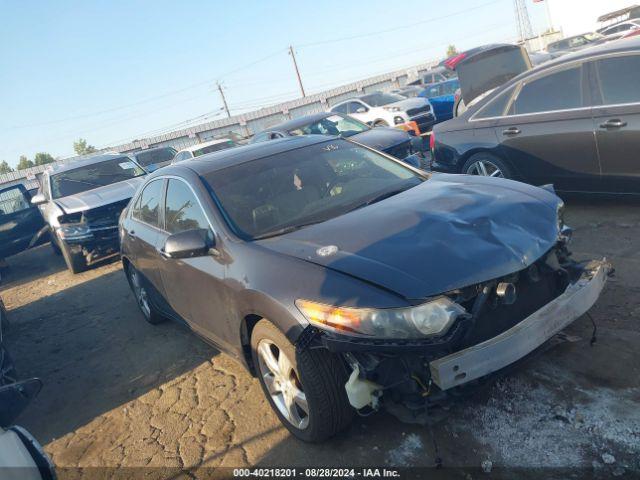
[
  {"left": 509, "top": 66, "right": 582, "bottom": 115},
  {"left": 475, "top": 85, "right": 516, "bottom": 119},
  {"left": 164, "top": 180, "right": 210, "bottom": 234},
  {"left": 134, "top": 148, "right": 176, "bottom": 167},
  {"left": 51, "top": 157, "right": 145, "bottom": 199},
  {"left": 331, "top": 103, "right": 349, "bottom": 114},
  {"left": 132, "top": 180, "right": 163, "bottom": 227},
  {"left": 0, "top": 187, "right": 30, "bottom": 215},
  {"left": 203, "top": 140, "right": 422, "bottom": 239},
  {"left": 173, "top": 151, "right": 191, "bottom": 163},
  {"left": 288, "top": 115, "right": 369, "bottom": 137},
  {"left": 252, "top": 132, "right": 270, "bottom": 143},
  {"left": 595, "top": 55, "right": 640, "bottom": 105},
  {"left": 347, "top": 102, "right": 367, "bottom": 114}
]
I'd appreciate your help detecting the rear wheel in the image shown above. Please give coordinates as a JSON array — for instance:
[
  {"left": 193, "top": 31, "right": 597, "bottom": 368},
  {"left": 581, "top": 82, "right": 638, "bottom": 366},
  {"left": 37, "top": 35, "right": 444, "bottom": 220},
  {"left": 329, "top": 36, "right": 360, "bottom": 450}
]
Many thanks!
[
  {"left": 462, "top": 153, "right": 513, "bottom": 179},
  {"left": 251, "top": 319, "right": 353, "bottom": 442},
  {"left": 125, "top": 264, "right": 165, "bottom": 324}
]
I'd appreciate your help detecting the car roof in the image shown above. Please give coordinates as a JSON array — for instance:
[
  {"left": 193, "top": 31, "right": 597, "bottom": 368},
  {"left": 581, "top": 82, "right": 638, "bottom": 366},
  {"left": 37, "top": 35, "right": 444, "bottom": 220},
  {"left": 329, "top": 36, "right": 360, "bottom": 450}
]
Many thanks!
[
  {"left": 169, "top": 135, "right": 333, "bottom": 176},
  {"left": 178, "top": 138, "right": 234, "bottom": 153},
  {"left": 266, "top": 112, "right": 336, "bottom": 132},
  {"left": 48, "top": 152, "right": 133, "bottom": 174}
]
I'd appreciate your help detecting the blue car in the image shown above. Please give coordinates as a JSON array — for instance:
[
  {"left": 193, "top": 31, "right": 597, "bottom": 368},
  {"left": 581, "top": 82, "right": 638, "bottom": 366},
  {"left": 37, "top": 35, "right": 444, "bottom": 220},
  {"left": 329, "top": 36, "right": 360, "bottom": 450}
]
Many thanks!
[{"left": 419, "top": 78, "right": 460, "bottom": 123}]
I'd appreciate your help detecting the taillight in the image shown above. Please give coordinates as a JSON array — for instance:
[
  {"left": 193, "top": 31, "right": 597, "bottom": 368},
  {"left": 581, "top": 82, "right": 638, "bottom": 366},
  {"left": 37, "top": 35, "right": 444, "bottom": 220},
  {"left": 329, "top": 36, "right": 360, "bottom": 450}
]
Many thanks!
[{"left": 429, "top": 131, "right": 435, "bottom": 151}]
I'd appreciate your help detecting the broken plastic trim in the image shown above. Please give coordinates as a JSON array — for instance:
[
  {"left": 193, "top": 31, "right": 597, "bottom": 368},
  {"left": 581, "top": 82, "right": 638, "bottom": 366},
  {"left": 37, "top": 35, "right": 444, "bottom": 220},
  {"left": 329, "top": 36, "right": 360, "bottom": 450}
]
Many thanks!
[{"left": 429, "top": 259, "right": 611, "bottom": 390}]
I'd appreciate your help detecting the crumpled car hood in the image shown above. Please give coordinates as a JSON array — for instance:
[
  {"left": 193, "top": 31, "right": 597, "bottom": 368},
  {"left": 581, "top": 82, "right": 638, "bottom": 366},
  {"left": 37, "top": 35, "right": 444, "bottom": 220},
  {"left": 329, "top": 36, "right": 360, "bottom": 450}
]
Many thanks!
[
  {"left": 259, "top": 174, "right": 562, "bottom": 300},
  {"left": 55, "top": 178, "right": 145, "bottom": 214}
]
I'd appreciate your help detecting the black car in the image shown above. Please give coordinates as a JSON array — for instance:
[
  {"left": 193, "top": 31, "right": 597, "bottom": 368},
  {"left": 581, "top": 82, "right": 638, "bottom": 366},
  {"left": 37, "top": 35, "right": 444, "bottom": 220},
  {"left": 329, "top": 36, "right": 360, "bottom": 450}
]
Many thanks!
[
  {"left": 0, "top": 184, "right": 47, "bottom": 262},
  {"left": 120, "top": 135, "right": 608, "bottom": 442},
  {"left": 431, "top": 38, "right": 640, "bottom": 194},
  {"left": 251, "top": 112, "right": 425, "bottom": 169}
]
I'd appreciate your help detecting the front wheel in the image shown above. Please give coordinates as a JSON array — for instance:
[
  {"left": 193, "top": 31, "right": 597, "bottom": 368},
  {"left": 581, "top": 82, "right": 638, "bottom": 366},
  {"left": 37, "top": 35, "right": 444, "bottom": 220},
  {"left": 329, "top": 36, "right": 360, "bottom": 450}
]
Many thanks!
[
  {"left": 251, "top": 320, "right": 353, "bottom": 442},
  {"left": 462, "top": 153, "right": 513, "bottom": 179}
]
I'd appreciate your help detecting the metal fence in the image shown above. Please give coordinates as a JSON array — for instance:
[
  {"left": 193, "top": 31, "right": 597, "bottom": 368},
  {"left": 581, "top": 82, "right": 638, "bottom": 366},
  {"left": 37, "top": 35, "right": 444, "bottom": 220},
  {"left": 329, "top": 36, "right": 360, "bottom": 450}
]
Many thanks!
[{"left": 0, "top": 59, "right": 438, "bottom": 189}]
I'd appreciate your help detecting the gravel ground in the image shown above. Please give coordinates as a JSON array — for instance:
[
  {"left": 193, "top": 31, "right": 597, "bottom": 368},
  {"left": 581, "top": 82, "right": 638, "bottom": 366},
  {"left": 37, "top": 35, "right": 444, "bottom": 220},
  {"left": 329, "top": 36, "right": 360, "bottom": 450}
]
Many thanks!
[{"left": 1, "top": 199, "right": 638, "bottom": 478}]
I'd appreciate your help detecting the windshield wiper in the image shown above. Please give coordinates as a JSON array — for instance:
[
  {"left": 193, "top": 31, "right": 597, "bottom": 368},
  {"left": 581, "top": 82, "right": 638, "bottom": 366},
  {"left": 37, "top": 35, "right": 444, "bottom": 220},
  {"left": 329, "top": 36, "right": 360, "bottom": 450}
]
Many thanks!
[
  {"left": 253, "top": 219, "right": 325, "bottom": 240},
  {"left": 347, "top": 187, "right": 408, "bottom": 213}
]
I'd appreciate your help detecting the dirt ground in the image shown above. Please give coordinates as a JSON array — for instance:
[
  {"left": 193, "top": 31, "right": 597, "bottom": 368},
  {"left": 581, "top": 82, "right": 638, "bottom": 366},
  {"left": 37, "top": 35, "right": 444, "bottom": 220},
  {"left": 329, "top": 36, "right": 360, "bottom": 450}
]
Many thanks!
[{"left": 1, "top": 198, "right": 639, "bottom": 478}]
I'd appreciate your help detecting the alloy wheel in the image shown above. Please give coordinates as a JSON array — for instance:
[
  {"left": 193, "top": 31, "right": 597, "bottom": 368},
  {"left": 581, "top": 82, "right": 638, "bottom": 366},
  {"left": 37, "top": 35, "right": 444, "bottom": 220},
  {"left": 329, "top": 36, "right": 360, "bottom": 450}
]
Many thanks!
[
  {"left": 130, "top": 269, "right": 151, "bottom": 319},
  {"left": 466, "top": 159, "right": 503, "bottom": 178},
  {"left": 257, "top": 339, "right": 309, "bottom": 429}
]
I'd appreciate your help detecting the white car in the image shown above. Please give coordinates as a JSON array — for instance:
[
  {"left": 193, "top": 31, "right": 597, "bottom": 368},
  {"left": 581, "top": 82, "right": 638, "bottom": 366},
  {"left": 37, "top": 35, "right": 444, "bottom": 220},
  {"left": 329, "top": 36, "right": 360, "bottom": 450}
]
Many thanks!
[
  {"left": 171, "top": 138, "right": 237, "bottom": 163},
  {"left": 329, "top": 92, "right": 436, "bottom": 133},
  {"left": 599, "top": 20, "right": 640, "bottom": 40}
]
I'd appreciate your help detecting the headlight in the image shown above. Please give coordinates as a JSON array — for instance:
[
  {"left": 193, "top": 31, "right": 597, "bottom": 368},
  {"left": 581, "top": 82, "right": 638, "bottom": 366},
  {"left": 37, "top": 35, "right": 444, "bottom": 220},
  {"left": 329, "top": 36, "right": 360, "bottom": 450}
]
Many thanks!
[
  {"left": 296, "top": 298, "right": 468, "bottom": 339},
  {"left": 57, "top": 224, "right": 92, "bottom": 240},
  {"left": 384, "top": 106, "right": 401, "bottom": 112}
]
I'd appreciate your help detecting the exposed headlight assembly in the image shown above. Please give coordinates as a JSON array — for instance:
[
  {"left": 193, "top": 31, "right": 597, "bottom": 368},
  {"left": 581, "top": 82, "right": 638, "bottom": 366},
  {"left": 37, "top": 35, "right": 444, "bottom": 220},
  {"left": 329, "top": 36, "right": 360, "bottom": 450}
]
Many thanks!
[
  {"left": 296, "top": 298, "right": 468, "bottom": 339},
  {"left": 57, "top": 224, "right": 92, "bottom": 240}
]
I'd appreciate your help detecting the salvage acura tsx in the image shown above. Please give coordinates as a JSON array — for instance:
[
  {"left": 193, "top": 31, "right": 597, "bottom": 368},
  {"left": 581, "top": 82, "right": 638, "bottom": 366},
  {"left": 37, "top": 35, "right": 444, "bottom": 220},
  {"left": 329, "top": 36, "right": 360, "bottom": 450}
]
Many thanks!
[{"left": 120, "top": 135, "right": 610, "bottom": 442}]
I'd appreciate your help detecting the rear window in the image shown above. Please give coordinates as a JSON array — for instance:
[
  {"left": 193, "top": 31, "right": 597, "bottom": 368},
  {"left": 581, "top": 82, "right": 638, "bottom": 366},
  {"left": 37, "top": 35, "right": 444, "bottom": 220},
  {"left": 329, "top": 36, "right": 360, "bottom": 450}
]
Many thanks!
[
  {"left": 359, "top": 93, "right": 405, "bottom": 107},
  {"left": 595, "top": 54, "right": 640, "bottom": 105},
  {"left": 193, "top": 140, "right": 236, "bottom": 157},
  {"left": 50, "top": 157, "right": 146, "bottom": 199},
  {"left": 134, "top": 148, "right": 176, "bottom": 167},
  {"left": 508, "top": 66, "right": 582, "bottom": 115}
]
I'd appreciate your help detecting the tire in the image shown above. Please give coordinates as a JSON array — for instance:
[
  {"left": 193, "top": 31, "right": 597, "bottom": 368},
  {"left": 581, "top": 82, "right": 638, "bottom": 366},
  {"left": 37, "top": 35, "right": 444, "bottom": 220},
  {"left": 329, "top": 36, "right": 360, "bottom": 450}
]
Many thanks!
[
  {"left": 251, "top": 319, "right": 353, "bottom": 442},
  {"left": 462, "top": 152, "right": 514, "bottom": 180},
  {"left": 125, "top": 263, "right": 165, "bottom": 325},
  {"left": 373, "top": 120, "right": 389, "bottom": 127},
  {"left": 60, "top": 242, "right": 87, "bottom": 274}
]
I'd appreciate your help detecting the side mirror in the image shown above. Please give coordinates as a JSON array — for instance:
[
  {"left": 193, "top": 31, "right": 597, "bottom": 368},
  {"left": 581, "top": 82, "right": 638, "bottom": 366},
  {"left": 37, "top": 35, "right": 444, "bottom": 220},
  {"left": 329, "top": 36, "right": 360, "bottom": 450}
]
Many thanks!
[
  {"left": 356, "top": 107, "right": 367, "bottom": 114},
  {"left": 162, "top": 229, "right": 213, "bottom": 259},
  {"left": 30, "top": 193, "right": 46, "bottom": 206}
]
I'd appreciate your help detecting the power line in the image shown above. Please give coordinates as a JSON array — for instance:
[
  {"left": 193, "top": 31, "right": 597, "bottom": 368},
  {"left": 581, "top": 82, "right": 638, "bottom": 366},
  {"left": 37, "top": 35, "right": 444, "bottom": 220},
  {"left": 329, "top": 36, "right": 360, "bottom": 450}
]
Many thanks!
[{"left": 296, "top": 0, "right": 507, "bottom": 49}]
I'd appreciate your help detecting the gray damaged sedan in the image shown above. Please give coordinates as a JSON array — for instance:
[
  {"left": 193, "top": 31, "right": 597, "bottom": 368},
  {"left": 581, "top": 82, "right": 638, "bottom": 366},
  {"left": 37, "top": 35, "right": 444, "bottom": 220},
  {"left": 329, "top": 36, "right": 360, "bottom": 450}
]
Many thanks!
[{"left": 119, "top": 135, "right": 610, "bottom": 442}]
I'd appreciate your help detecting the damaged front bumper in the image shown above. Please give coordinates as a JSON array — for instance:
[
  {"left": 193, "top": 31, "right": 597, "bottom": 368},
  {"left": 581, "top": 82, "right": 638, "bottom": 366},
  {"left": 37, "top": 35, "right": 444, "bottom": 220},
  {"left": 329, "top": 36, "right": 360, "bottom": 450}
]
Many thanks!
[
  {"left": 307, "top": 257, "right": 611, "bottom": 413},
  {"left": 429, "top": 258, "right": 610, "bottom": 390}
]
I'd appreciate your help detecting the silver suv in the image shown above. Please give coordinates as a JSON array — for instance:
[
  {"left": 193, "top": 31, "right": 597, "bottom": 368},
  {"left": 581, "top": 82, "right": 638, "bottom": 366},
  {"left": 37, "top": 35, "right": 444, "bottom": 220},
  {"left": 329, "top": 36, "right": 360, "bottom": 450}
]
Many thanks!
[{"left": 32, "top": 153, "right": 146, "bottom": 273}]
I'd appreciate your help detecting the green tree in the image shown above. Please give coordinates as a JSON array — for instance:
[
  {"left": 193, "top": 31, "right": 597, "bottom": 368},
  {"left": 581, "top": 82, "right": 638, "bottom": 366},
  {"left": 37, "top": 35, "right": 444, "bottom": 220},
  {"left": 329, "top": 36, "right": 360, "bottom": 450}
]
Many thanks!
[
  {"left": 16, "top": 155, "right": 34, "bottom": 170},
  {"left": 34, "top": 152, "right": 56, "bottom": 166},
  {"left": 73, "top": 138, "right": 97, "bottom": 156},
  {"left": 0, "top": 161, "right": 13, "bottom": 174},
  {"left": 446, "top": 44, "right": 459, "bottom": 57}
]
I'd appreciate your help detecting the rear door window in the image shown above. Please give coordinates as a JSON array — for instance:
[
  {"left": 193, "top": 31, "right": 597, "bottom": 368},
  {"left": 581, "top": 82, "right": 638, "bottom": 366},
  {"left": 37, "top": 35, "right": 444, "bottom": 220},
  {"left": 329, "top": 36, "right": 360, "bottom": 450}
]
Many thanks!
[
  {"left": 508, "top": 66, "right": 583, "bottom": 115},
  {"left": 474, "top": 85, "right": 516, "bottom": 119},
  {"left": 594, "top": 54, "right": 640, "bottom": 105},
  {"left": 132, "top": 180, "right": 164, "bottom": 227},
  {"left": 164, "top": 180, "right": 210, "bottom": 234},
  {"left": 0, "top": 186, "right": 30, "bottom": 216}
]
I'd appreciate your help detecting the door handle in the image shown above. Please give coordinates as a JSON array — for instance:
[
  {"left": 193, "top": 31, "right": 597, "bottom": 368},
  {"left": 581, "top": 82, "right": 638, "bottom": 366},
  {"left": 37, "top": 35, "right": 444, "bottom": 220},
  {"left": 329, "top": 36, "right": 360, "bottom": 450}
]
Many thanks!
[
  {"left": 599, "top": 119, "right": 627, "bottom": 129},
  {"left": 502, "top": 127, "right": 521, "bottom": 136}
]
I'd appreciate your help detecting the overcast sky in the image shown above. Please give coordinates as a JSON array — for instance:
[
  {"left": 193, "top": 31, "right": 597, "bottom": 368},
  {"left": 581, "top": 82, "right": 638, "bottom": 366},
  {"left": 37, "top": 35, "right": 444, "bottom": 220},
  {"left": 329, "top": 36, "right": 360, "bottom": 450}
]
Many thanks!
[{"left": 1, "top": 0, "right": 556, "bottom": 166}]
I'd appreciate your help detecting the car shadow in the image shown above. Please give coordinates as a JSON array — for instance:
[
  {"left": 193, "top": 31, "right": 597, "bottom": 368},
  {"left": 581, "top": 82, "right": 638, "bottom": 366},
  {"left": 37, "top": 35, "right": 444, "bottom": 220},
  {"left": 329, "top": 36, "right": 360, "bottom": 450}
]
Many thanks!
[{"left": 4, "top": 267, "right": 219, "bottom": 444}]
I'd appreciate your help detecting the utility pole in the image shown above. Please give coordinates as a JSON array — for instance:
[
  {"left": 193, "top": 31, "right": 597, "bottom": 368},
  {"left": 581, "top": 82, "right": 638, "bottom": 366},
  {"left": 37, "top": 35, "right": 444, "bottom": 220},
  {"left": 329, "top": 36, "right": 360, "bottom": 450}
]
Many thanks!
[
  {"left": 217, "top": 82, "right": 231, "bottom": 118},
  {"left": 288, "top": 45, "right": 306, "bottom": 98}
]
